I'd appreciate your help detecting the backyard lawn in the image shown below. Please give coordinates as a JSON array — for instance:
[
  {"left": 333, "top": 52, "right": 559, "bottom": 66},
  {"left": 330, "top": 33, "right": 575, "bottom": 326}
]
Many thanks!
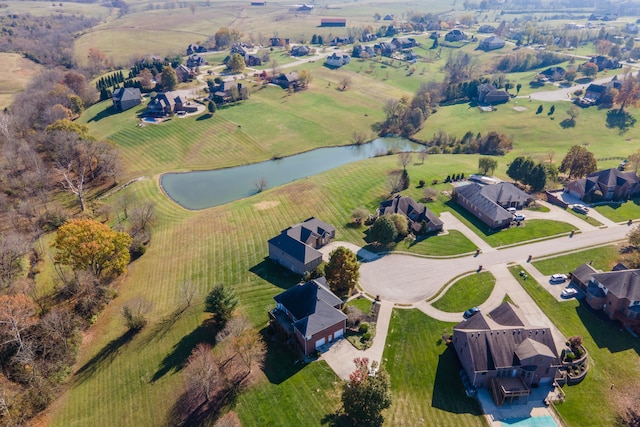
[
  {"left": 508, "top": 265, "right": 640, "bottom": 427},
  {"left": 594, "top": 198, "right": 640, "bottom": 222},
  {"left": 384, "top": 309, "right": 487, "bottom": 426},
  {"left": 431, "top": 272, "right": 496, "bottom": 312},
  {"left": 532, "top": 244, "right": 621, "bottom": 275}
]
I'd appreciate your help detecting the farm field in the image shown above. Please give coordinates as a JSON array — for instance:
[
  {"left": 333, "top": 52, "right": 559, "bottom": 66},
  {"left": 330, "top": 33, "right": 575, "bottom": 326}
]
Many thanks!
[
  {"left": 0, "top": 53, "right": 44, "bottom": 110},
  {"left": 508, "top": 264, "right": 640, "bottom": 427}
]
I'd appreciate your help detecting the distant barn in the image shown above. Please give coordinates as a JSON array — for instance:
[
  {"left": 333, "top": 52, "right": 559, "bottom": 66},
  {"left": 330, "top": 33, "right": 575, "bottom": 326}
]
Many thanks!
[
  {"left": 320, "top": 18, "right": 346, "bottom": 27},
  {"left": 250, "top": 0, "right": 266, "bottom": 5}
]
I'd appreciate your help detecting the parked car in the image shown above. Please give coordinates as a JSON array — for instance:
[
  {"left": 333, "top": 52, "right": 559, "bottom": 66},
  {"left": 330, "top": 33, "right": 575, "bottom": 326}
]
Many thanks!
[
  {"left": 561, "top": 288, "right": 578, "bottom": 298},
  {"left": 507, "top": 207, "right": 517, "bottom": 214},
  {"left": 513, "top": 213, "right": 526, "bottom": 221},
  {"left": 463, "top": 307, "right": 480, "bottom": 319},
  {"left": 572, "top": 204, "right": 589, "bottom": 214},
  {"left": 550, "top": 273, "right": 568, "bottom": 283}
]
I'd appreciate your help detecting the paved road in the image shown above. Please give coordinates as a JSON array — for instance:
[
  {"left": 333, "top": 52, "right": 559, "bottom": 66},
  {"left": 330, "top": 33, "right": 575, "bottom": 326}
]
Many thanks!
[{"left": 527, "top": 71, "right": 637, "bottom": 102}]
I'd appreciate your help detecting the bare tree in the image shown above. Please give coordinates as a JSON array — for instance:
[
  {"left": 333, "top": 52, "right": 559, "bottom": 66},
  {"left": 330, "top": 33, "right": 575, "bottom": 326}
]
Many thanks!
[
  {"left": 129, "top": 202, "right": 155, "bottom": 237},
  {"left": 339, "top": 75, "right": 353, "bottom": 91},
  {"left": 253, "top": 178, "right": 268, "bottom": 193},
  {"left": 184, "top": 343, "right": 221, "bottom": 403},
  {"left": 216, "top": 315, "right": 251, "bottom": 343},
  {"left": 0, "top": 294, "right": 38, "bottom": 353},
  {"left": 387, "top": 171, "right": 403, "bottom": 194},
  {"left": 398, "top": 152, "right": 412, "bottom": 170},
  {"left": 178, "top": 280, "right": 198, "bottom": 310},
  {"left": 418, "top": 148, "right": 428, "bottom": 164},
  {"left": 0, "top": 232, "right": 30, "bottom": 289},
  {"left": 423, "top": 187, "right": 438, "bottom": 202},
  {"left": 270, "top": 59, "right": 279, "bottom": 78},
  {"left": 116, "top": 192, "right": 134, "bottom": 219},
  {"left": 121, "top": 296, "right": 153, "bottom": 331},
  {"left": 231, "top": 328, "right": 266, "bottom": 376},
  {"left": 352, "top": 131, "right": 368, "bottom": 145}
]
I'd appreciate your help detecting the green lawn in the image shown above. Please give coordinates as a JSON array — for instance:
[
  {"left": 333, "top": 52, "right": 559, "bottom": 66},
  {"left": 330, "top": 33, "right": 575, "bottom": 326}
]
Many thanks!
[
  {"left": 431, "top": 272, "right": 496, "bottom": 312},
  {"left": 532, "top": 244, "right": 621, "bottom": 275},
  {"left": 345, "top": 296, "right": 374, "bottom": 314},
  {"left": 507, "top": 265, "right": 640, "bottom": 427},
  {"left": 446, "top": 200, "right": 575, "bottom": 247},
  {"left": 594, "top": 198, "right": 640, "bottom": 222},
  {"left": 384, "top": 309, "right": 487, "bottom": 426},
  {"left": 393, "top": 229, "right": 477, "bottom": 256},
  {"left": 565, "top": 208, "right": 603, "bottom": 226}
]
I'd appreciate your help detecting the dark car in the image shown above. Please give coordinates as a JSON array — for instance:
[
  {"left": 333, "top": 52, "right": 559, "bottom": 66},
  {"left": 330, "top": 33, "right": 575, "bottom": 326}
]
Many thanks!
[{"left": 463, "top": 307, "right": 480, "bottom": 319}]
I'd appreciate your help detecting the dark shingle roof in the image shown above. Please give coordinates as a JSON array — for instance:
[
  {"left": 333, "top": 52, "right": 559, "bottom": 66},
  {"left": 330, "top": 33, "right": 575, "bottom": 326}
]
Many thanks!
[
  {"left": 268, "top": 233, "right": 321, "bottom": 264},
  {"left": 591, "top": 269, "right": 640, "bottom": 301},
  {"left": 268, "top": 217, "right": 335, "bottom": 264},
  {"left": 112, "top": 87, "right": 141, "bottom": 102},
  {"left": 489, "top": 303, "right": 526, "bottom": 327},
  {"left": 572, "top": 263, "right": 598, "bottom": 285},
  {"left": 456, "top": 182, "right": 532, "bottom": 224},
  {"left": 379, "top": 195, "right": 443, "bottom": 228}
]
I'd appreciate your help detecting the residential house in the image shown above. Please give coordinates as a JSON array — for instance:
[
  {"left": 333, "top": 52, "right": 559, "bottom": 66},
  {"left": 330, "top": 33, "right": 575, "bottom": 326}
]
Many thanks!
[
  {"left": 445, "top": 29, "right": 466, "bottom": 42},
  {"left": 330, "top": 36, "right": 353, "bottom": 46},
  {"left": 210, "top": 81, "right": 244, "bottom": 103},
  {"left": 297, "top": 4, "right": 314, "bottom": 11},
  {"left": 174, "top": 64, "right": 195, "bottom": 83},
  {"left": 270, "top": 277, "right": 347, "bottom": 355},
  {"left": 378, "top": 194, "right": 444, "bottom": 233},
  {"left": 321, "top": 18, "right": 346, "bottom": 27},
  {"left": 273, "top": 72, "right": 299, "bottom": 90},
  {"left": 112, "top": 87, "right": 141, "bottom": 112},
  {"left": 352, "top": 44, "right": 375, "bottom": 58},
  {"left": 383, "top": 14, "right": 394, "bottom": 20},
  {"left": 186, "top": 44, "right": 207, "bottom": 55},
  {"left": 360, "top": 33, "right": 377, "bottom": 42},
  {"left": 590, "top": 55, "right": 621, "bottom": 71},
  {"left": 477, "top": 83, "right": 510, "bottom": 105},
  {"left": 478, "top": 24, "right": 496, "bottom": 33},
  {"left": 538, "top": 66, "right": 566, "bottom": 82},
  {"left": 146, "top": 92, "right": 197, "bottom": 116},
  {"left": 453, "top": 302, "right": 561, "bottom": 403},
  {"left": 571, "top": 264, "right": 640, "bottom": 332},
  {"left": 291, "top": 45, "right": 310, "bottom": 57},
  {"left": 479, "top": 36, "right": 505, "bottom": 51},
  {"left": 227, "top": 44, "right": 262, "bottom": 67},
  {"left": 376, "top": 42, "right": 396, "bottom": 57},
  {"left": 391, "top": 37, "right": 417, "bottom": 50},
  {"left": 230, "top": 43, "right": 250, "bottom": 56},
  {"left": 325, "top": 52, "right": 350, "bottom": 67},
  {"left": 564, "top": 168, "right": 639, "bottom": 202},
  {"left": 269, "top": 37, "right": 290, "bottom": 47},
  {"left": 267, "top": 217, "right": 335, "bottom": 275},
  {"left": 455, "top": 182, "right": 533, "bottom": 229},
  {"left": 186, "top": 54, "right": 205, "bottom": 69},
  {"left": 583, "top": 83, "right": 607, "bottom": 103}
]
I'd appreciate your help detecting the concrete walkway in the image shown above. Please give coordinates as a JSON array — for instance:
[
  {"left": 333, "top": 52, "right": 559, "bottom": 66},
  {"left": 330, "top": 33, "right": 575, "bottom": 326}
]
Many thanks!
[
  {"left": 322, "top": 300, "right": 393, "bottom": 380},
  {"left": 440, "top": 211, "right": 494, "bottom": 253}
]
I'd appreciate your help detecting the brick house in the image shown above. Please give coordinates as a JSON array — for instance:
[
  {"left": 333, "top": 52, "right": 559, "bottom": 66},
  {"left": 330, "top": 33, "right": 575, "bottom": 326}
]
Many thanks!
[{"left": 455, "top": 182, "right": 533, "bottom": 229}]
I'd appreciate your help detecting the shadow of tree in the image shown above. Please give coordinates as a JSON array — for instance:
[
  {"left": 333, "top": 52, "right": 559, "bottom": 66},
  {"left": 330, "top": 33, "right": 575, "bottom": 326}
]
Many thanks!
[
  {"left": 606, "top": 109, "right": 636, "bottom": 134},
  {"left": 139, "top": 306, "right": 189, "bottom": 347},
  {"left": 431, "top": 346, "right": 483, "bottom": 415},
  {"left": 320, "top": 412, "right": 350, "bottom": 426},
  {"left": 560, "top": 118, "right": 576, "bottom": 128},
  {"left": 196, "top": 113, "right": 213, "bottom": 121},
  {"left": 87, "top": 106, "right": 119, "bottom": 123},
  {"left": 249, "top": 259, "right": 301, "bottom": 290},
  {"left": 151, "top": 319, "right": 217, "bottom": 382},
  {"left": 73, "top": 328, "right": 139, "bottom": 384}
]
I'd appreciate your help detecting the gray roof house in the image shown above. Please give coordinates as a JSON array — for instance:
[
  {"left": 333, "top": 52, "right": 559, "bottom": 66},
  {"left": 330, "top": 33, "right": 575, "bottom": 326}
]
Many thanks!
[
  {"left": 273, "top": 72, "right": 299, "bottom": 90},
  {"left": 378, "top": 194, "right": 443, "bottom": 233},
  {"left": 325, "top": 52, "right": 351, "bottom": 67},
  {"left": 565, "top": 168, "right": 639, "bottom": 202},
  {"left": 268, "top": 217, "right": 335, "bottom": 275},
  {"left": 455, "top": 182, "right": 533, "bottom": 229},
  {"left": 478, "top": 36, "right": 505, "bottom": 51},
  {"left": 270, "top": 277, "right": 347, "bottom": 355},
  {"left": 478, "top": 83, "right": 510, "bottom": 105},
  {"left": 112, "top": 87, "right": 141, "bottom": 112},
  {"left": 445, "top": 29, "right": 466, "bottom": 42},
  {"left": 453, "top": 302, "right": 561, "bottom": 403}
]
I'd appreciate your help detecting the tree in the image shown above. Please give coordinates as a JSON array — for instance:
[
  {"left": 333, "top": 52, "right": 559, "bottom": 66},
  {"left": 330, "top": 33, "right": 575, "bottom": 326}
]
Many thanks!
[
  {"left": 614, "top": 71, "right": 640, "bottom": 113},
  {"left": 204, "top": 284, "right": 238, "bottom": 329},
  {"left": 270, "top": 59, "right": 279, "bottom": 77},
  {"left": 52, "top": 219, "right": 132, "bottom": 278},
  {"left": 529, "top": 163, "right": 547, "bottom": 191},
  {"left": 397, "top": 152, "right": 412, "bottom": 170},
  {"left": 121, "top": 297, "right": 152, "bottom": 331},
  {"left": 628, "top": 149, "right": 640, "bottom": 173},
  {"left": 628, "top": 224, "right": 640, "bottom": 248},
  {"left": 567, "top": 105, "right": 580, "bottom": 123},
  {"left": 559, "top": 145, "right": 597, "bottom": 179},
  {"left": 581, "top": 62, "right": 598, "bottom": 78},
  {"left": 418, "top": 148, "right": 428, "bottom": 164},
  {"left": 160, "top": 66, "right": 178, "bottom": 91},
  {"left": 207, "top": 100, "right": 216, "bottom": 114},
  {"left": 129, "top": 202, "right": 155, "bottom": 238},
  {"left": 388, "top": 213, "right": 408, "bottom": 238},
  {"left": 351, "top": 208, "right": 370, "bottom": 225},
  {"left": 0, "top": 232, "right": 29, "bottom": 288},
  {"left": 227, "top": 53, "right": 246, "bottom": 73},
  {"left": 297, "top": 69, "right": 312, "bottom": 88},
  {"left": 138, "top": 68, "right": 154, "bottom": 89},
  {"left": 325, "top": 246, "right": 360, "bottom": 298},
  {"left": 184, "top": 343, "right": 220, "bottom": 403},
  {"left": 516, "top": 83, "right": 522, "bottom": 95},
  {"left": 339, "top": 75, "right": 353, "bottom": 91},
  {"left": 215, "top": 27, "right": 232, "bottom": 49},
  {"left": 0, "top": 294, "right": 37, "bottom": 353},
  {"left": 423, "top": 187, "right": 438, "bottom": 201},
  {"left": 478, "top": 157, "right": 497, "bottom": 175},
  {"left": 370, "top": 215, "right": 397, "bottom": 246},
  {"left": 341, "top": 358, "right": 391, "bottom": 426}
]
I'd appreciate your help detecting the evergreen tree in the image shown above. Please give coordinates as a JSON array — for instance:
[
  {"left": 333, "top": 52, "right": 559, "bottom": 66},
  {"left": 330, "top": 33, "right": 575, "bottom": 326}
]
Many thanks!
[{"left": 324, "top": 246, "right": 360, "bottom": 298}]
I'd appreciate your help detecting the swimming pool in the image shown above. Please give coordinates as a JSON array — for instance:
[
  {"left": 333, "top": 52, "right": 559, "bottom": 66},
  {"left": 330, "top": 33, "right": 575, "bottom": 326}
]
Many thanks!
[{"left": 501, "top": 415, "right": 558, "bottom": 427}]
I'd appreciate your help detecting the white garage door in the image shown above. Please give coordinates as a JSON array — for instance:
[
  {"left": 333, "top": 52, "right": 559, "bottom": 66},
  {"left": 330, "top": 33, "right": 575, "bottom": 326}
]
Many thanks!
[
  {"left": 334, "top": 329, "right": 344, "bottom": 339},
  {"left": 315, "top": 338, "right": 326, "bottom": 349}
]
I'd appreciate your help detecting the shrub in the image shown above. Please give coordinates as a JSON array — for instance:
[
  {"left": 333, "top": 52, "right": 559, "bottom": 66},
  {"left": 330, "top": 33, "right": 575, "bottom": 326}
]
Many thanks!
[
  {"left": 359, "top": 323, "right": 369, "bottom": 333},
  {"left": 362, "top": 332, "right": 372, "bottom": 341},
  {"left": 418, "top": 179, "right": 425, "bottom": 188}
]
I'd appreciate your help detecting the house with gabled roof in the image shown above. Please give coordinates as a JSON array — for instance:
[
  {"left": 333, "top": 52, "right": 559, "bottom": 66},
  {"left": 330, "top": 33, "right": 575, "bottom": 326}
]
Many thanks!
[
  {"left": 174, "top": 64, "right": 195, "bottom": 82},
  {"left": 268, "top": 217, "right": 335, "bottom": 275},
  {"left": 270, "top": 277, "right": 346, "bottom": 355},
  {"left": 453, "top": 302, "right": 561, "bottom": 403},
  {"left": 378, "top": 194, "right": 443, "bottom": 233},
  {"left": 273, "top": 72, "right": 299, "bottom": 90},
  {"left": 477, "top": 83, "right": 509, "bottom": 105},
  {"left": 112, "top": 87, "right": 141, "bottom": 112},
  {"left": 538, "top": 66, "right": 566, "bottom": 82},
  {"left": 565, "top": 167, "right": 639, "bottom": 202},
  {"left": 445, "top": 29, "right": 466, "bottom": 42},
  {"left": 455, "top": 182, "right": 533, "bottom": 229},
  {"left": 325, "top": 52, "right": 350, "bottom": 67},
  {"left": 572, "top": 265, "right": 640, "bottom": 332},
  {"left": 478, "top": 35, "right": 505, "bottom": 51}
]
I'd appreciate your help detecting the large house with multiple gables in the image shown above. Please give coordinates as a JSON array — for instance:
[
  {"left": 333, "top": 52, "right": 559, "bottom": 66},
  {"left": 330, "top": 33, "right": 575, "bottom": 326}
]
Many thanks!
[
  {"left": 378, "top": 195, "right": 443, "bottom": 233},
  {"left": 270, "top": 277, "right": 347, "bottom": 355},
  {"left": 455, "top": 182, "right": 533, "bottom": 229},
  {"left": 267, "top": 217, "right": 335, "bottom": 275},
  {"left": 453, "top": 303, "right": 561, "bottom": 404},
  {"left": 112, "top": 87, "right": 141, "bottom": 112},
  {"left": 565, "top": 168, "right": 639, "bottom": 202}
]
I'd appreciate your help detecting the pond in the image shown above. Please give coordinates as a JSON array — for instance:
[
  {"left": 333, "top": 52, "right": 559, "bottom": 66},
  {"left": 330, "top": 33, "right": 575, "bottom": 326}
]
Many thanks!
[{"left": 161, "top": 137, "right": 424, "bottom": 210}]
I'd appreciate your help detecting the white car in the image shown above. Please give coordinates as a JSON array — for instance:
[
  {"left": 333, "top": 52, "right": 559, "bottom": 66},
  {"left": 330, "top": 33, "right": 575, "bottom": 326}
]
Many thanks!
[
  {"left": 561, "top": 288, "right": 578, "bottom": 298},
  {"left": 572, "top": 204, "right": 589, "bottom": 214},
  {"left": 513, "top": 213, "right": 526, "bottom": 221},
  {"left": 550, "top": 274, "right": 568, "bottom": 283},
  {"left": 507, "top": 207, "right": 517, "bottom": 214}
]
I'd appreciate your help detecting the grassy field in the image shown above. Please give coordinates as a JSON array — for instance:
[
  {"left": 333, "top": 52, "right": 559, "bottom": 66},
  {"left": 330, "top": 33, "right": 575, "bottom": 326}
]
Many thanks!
[
  {"left": 392, "top": 230, "right": 477, "bottom": 256},
  {"left": 345, "top": 296, "right": 374, "bottom": 313},
  {"left": 0, "top": 53, "right": 44, "bottom": 110},
  {"left": 384, "top": 309, "right": 487, "bottom": 426},
  {"left": 508, "top": 265, "right": 640, "bottom": 427},
  {"left": 532, "top": 244, "right": 622, "bottom": 275},
  {"left": 431, "top": 272, "right": 496, "bottom": 312},
  {"left": 594, "top": 198, "right": 640, "bottom": 222}
]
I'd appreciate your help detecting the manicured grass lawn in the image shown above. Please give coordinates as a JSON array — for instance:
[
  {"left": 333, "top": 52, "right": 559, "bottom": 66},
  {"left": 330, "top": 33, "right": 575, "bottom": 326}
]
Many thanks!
[
  {"left": 594, "top": 198, "right": 640, "bottom": 222},
  {"left": 384, "top": 309, "right": 486, "bottom": 426},
  {"left": 345, "top": 296, "right": 374, "bottom": 314},
  {"left": 446, "top": 200, "right": 575, "bottom": 247},
  {"left": 431, "top": 272, "right": 496, "bottom": 312},
  {"left": 507, "top": 265, "right": 640, "bottom": 427},
  {"left": 565, "top": 208, "right": 603, "bottom": 226},
  {"left": 394, "top": 230, "right": 477, "bottom": 256},
  {"left": 532, "top": 244, "right": 621, "bottom": 275}
]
